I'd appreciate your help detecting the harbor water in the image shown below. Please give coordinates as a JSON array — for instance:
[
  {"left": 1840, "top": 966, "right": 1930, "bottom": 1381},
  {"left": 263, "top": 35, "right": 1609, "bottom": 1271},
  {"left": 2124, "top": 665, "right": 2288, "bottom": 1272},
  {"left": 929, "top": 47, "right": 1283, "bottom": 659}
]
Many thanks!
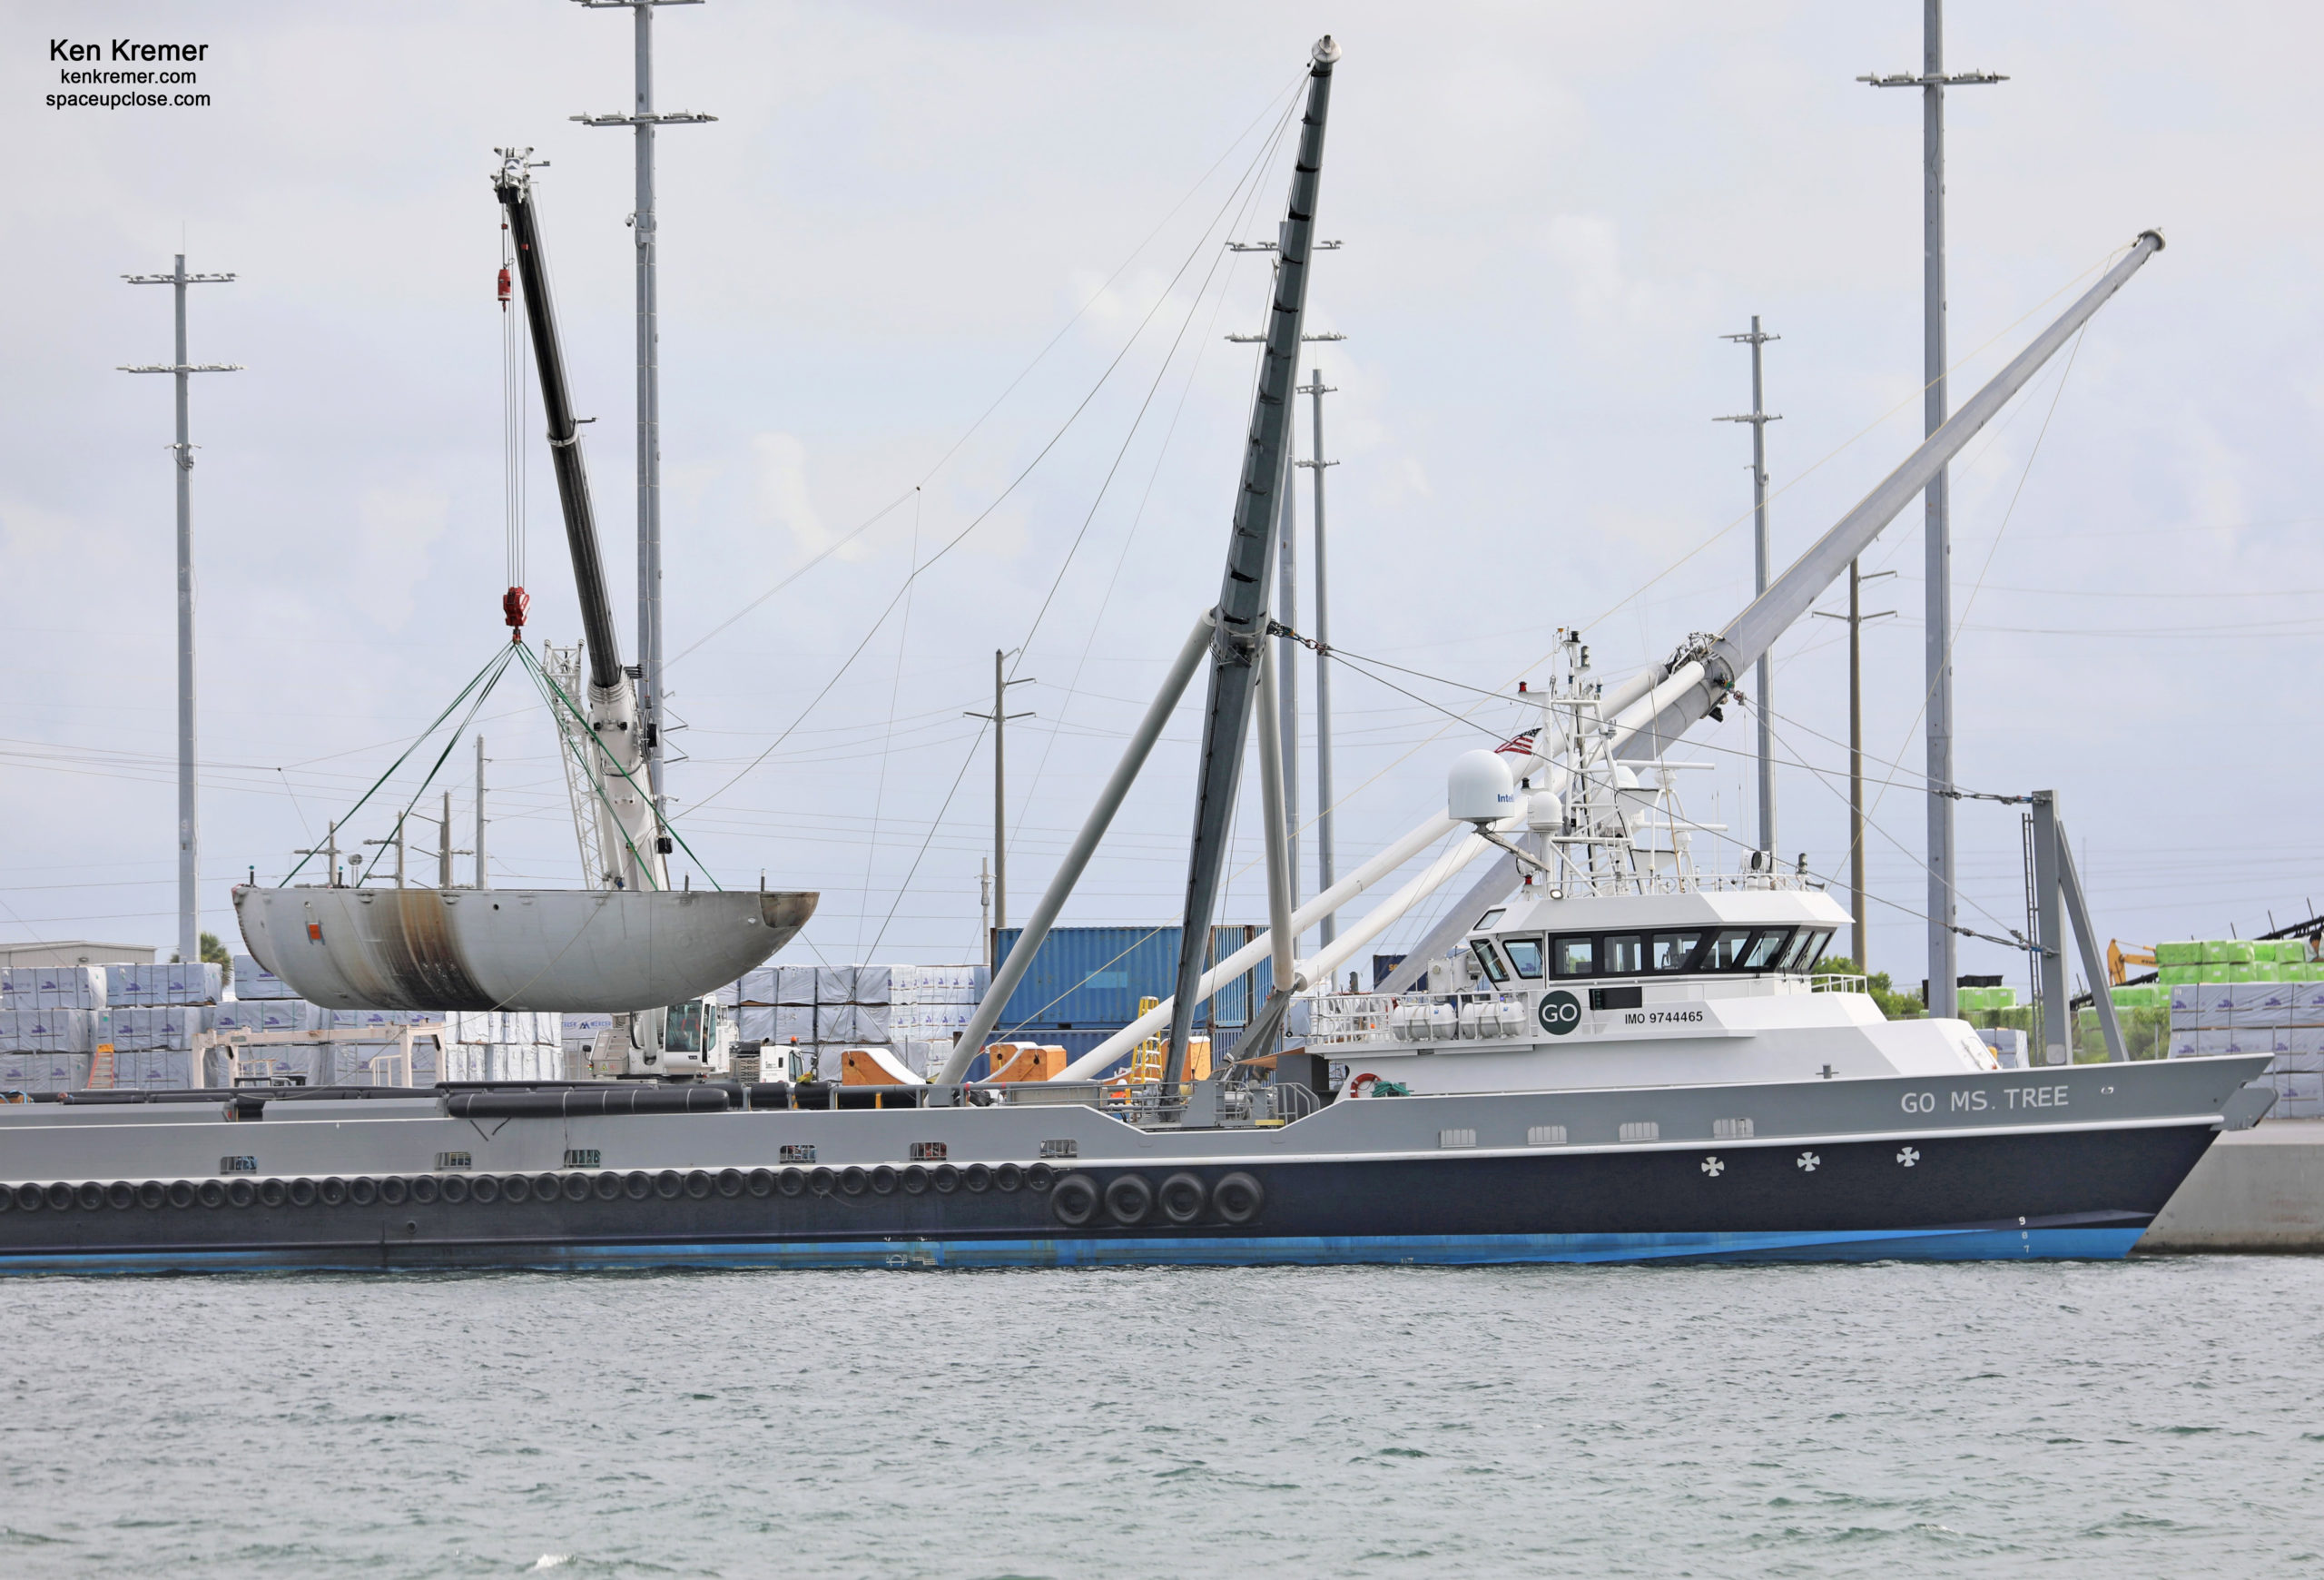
[{"left": 3, "top": 1259, "right": 2320, "bottom": 1576}]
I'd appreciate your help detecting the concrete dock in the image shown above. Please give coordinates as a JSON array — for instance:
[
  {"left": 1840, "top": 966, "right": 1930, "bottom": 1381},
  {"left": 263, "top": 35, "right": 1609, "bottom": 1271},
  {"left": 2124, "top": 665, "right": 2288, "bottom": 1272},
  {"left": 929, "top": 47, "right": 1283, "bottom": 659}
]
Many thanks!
[{"left": 2137, "top": 1118, "right": 2324, "bottom": 1252}]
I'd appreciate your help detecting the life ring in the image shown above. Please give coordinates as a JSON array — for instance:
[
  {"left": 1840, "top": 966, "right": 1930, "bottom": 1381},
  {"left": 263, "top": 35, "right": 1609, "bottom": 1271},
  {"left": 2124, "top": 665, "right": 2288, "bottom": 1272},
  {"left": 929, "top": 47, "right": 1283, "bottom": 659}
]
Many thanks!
[
  {"left": 1346, "top": 1072, "right": 1381, "bottom": 1099},
  {"left": 1213, "top": 1170, "right": 1264, "bottom": 1225}
]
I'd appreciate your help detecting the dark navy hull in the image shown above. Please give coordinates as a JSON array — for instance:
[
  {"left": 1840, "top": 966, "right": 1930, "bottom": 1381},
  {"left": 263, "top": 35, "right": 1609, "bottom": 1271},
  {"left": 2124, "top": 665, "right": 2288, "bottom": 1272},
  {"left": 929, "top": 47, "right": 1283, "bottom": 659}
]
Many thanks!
[{"left": 0, "top": 1121, "right": 2215, "bottom": 1273}]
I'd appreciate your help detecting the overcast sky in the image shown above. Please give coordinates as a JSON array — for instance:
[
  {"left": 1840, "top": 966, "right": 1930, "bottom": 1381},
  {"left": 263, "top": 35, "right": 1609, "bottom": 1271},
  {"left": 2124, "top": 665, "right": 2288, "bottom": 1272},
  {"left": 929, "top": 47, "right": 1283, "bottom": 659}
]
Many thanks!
[{"left": 4, "top": 1, "right": 2319, "bottom": 994}]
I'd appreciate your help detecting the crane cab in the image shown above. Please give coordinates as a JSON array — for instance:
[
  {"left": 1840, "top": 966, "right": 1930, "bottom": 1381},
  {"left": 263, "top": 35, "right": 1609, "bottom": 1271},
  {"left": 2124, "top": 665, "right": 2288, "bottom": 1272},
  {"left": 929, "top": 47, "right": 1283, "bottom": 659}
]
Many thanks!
[{"left": 614, "top": 996, "right": 737, "bottom": 1079}]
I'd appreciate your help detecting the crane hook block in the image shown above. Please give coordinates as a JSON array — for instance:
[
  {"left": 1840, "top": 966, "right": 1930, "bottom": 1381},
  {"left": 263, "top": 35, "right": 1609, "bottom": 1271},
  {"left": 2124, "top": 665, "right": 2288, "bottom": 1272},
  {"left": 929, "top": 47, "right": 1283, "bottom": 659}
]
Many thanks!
[
  {"left": 502, "top": 586, "right": 530, "bottom": 638},
  {"left": 497, "top": 265, "right": 512, "bottom": 305}
]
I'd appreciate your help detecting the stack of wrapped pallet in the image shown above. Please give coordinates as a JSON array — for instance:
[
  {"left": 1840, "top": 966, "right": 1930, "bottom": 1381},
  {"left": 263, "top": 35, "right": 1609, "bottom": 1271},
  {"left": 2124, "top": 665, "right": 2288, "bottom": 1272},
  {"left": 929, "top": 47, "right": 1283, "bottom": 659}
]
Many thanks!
[
  {"left": 105, "top": 963, "right": 222, "bottom": 1089},
  {"left": 2152, "top": 938, "right": 2319, "bottom": 985},
  {"left": 0, "top": 965, "right": 106, "bottom": 1091},
  {"left": 440, "top": 1011, "right": 564, "bottom": 1083},
  {"left": 724, "top": 963, "right": 989, "bottom": 1079},
  {"left": 2166, "top": 974, "right": 2324, "bottom": 1119}
]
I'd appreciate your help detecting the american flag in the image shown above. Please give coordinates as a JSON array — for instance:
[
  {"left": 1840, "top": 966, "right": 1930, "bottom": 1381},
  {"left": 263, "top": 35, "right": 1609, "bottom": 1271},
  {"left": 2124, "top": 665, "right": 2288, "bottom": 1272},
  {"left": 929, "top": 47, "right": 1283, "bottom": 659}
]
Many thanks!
[{"left": 1494, "top": 727, "right": 1539, "bottom": 757}]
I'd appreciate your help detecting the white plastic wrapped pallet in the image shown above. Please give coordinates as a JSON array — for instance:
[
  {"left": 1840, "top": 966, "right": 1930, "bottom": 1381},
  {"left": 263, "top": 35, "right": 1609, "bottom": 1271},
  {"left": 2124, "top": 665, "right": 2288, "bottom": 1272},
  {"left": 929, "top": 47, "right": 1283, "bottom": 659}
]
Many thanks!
[
  {"left": 0, "top": 1008, "right": 97, "bottom": 1053},
  {"left": 109, "top": 1005, "right": 213, "bottom": 1052},
  {"left": 230, "top": 953, "right": 299, "bottom": 999},
  {"left": 213, "top": 1001, "right": 310, "bottom": 1034},
  {"left": 0, "top": 1052, "right": 91, "bottom": 1091},
  {"left": 0, "top": 965, "right": 106, "bottom": 1009},
  {"left": 106, "top": 963, "right": 222, "bottom": 1006}
]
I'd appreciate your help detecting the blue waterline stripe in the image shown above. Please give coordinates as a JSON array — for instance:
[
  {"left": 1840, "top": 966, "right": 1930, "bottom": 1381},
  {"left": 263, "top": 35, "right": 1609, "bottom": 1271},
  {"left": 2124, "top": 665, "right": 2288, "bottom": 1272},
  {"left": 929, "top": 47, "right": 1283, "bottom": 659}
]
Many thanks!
[{"left": 0, "top": 1225, "right": 2147, "bottom": 1275}]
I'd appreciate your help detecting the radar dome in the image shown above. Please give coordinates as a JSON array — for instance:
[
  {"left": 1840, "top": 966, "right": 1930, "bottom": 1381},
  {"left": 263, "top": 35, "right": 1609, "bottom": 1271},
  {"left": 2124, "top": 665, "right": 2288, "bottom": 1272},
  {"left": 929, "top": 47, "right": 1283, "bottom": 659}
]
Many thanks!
[{"left": 1447, "top": 749, "right": 1519, "bottom": 825}]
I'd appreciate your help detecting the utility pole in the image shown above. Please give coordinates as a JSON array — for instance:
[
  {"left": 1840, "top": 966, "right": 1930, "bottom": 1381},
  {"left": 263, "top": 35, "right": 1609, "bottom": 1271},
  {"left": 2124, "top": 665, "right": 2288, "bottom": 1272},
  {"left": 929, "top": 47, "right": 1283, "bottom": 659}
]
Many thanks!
[
  {"left": 964, "top": 650, "right": 1034, "bottom": 932},
  {"left": 1862, "top": 2, "right": 2004, "bottom": 1020},
  {"left": 1717, "top": 317, "right": 1781, "bottom": 859},
  {"left": 573, "top": 0, "right": 716, "bottom": 827},
  {"left": 475, "top": 736, "right": 490, "bottom": 890},
  {"left": 979, "top": 856, "right": 992, "bottom": 968},
  {"left": 1816, "top": 570, "right": 1895, "bottom": 966},
  {"left": 121, "top": 256, "right": 240, "bottom": 969},
  {"left": 1296, "top": 367, "right": 1340, "bottom": 947},
  {"left": 1228, "top": 292, "right": 1344, "bottom": 948}
]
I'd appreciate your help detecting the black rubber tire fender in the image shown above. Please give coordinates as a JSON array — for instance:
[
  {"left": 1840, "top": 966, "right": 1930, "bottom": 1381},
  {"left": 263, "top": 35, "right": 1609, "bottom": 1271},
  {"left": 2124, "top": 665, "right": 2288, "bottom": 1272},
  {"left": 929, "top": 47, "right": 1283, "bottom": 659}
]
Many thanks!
[
  {"left": 409, "top": 1175, "right": 440, "bottom": 1205},
  {"left": 1103, "top": 1173, "right": 1152, "bottom": 1226},
  {"left": 468, "top": 1175, "right": 499, "bottom": 1205},
  {"left": 654, "top": 1170, "right": 684, "bottom": 1200},
  {"left": 963, "top": 1163, "right": 992, "bottom": 1193},
  {"left": 348, "top": 1178, "right": 378, "bottom": 1207},
  {"left": 563, "top": 1172, "right": 594, "bottom": 1202},
  {"left": 1026, "top": 1162, "right": 1055, "bottom": 1191},
  {"left": 258, "top": 1178, "right": 290, "bottom": 1207},
  {"left": 137, "top": 1180, "right": 168, "bottom": 1210},
  {"left": 931, "top": 1164, "right": 960, "bottom": 1193},
  {"left": 591, "top": 1172, "right": 623, "bottom": 1202},
  {"left": 170, "top": 1180, "right": 199, "bottom": 1209},
  {"left": 993, "top": 1163, "right": 1022, "bottom": 1192},
  {"left": 1049, "top": 1171, "right": 1099, "bottom": 1228},
  {"left": 228, "top": 1178, "right": 259, "bottom": 1208},
  {"left": 498, "top": 1175, "right": 530, "bottom": 1205},
  {"left": 624, "top": 1170, "right": 653, "bottom": 1200},
  {"left": 197, "top": 1180, "right": 228, "bottom": 1209},
  {"left": 45, "top": 1182, "right": 74, "bottom": 1210},
  {"left": 535, "top": 1172, "right": 565, "bottom": 1201},
  {"left": 1212, "top": 1170, "right": 1264, "bottom": 1225},
  {"left": 715, "top": 1168, "right": 745, "bottom": 1199},
  {"left": 318, "top": 1177, "right": 349, "bottom": 1206},
  {"left": 901, "top": 1164, "right": 929, "bottom": 1194},
  {"left": 839, "top": 1166, "right": 868, "bottom": 1196},
  {"left": 869, "top": 1165, "right": 897, "bottom": 1195},
  {"left": 378, "top": 1177, "right": 409, "bottom": 1206},
  {"left": 684, "top": 1170, "right": 714, "bottom": 1200},
  {"left": 74, "top": 1181, "right": 104, "bottom": 1210},
  {"left": 745, "top": 1168, "right": 774, "bottom": 1198},
  {"left": 1157, "top": 1171, "right": 1206, "bottom": 1225},
  {"left": 808, "top": 1166, "right": 836, "bottom": 1196},
  {"left": 105, "top": 1181, "right": 135, "bottom": 1210},
  {"left": 778, "top": 1168, "right": 806, "bottom": 1197}
]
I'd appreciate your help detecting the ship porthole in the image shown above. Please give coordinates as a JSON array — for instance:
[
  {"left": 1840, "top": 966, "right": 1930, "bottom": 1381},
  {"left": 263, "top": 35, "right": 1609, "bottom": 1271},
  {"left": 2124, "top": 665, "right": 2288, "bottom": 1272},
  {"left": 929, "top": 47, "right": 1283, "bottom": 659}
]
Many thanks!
[
  {"left": 1049, "top": 1173, "right": 1099, "bottom": 1228},
  {"left": 1103, "top": 1173, "right": 1151, "bottom": 1226},
  {"left": 227, "top": 1178, "right": 258, "bottom": 1209},
  {"left": 1212, "top": 1171, "right": 1264, "bottom": 1225},
  {"left": 1157, "top": 1172, "right": 1206, "bottom": 1225}
]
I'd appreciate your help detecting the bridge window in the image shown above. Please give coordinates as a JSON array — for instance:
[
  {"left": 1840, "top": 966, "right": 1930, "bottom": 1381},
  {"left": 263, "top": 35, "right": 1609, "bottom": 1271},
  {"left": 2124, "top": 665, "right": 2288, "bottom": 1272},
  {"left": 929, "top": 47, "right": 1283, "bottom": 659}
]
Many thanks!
[
  {"left": 1474, "top": 908, "right": 1505, "bottom": 930},
  {"left": 1604, "top": 934, "right": 1645, "bottom": 974},
  {"left": 1502, "top": 936, "right": 1544, "bottom": 978},
  {"left": 1552, "top": 936, "right": 1596, "bottom": 977},
  {"left": 1472, "top": 939, "right": 1510, "bottom": 983},
  {"left": 1777, "top": 929, "right": 1822, "bottom": 973},
  {"left": 1705, "top": 929, "right": 1754, "bottom": 970},
  {"left": 1650, "top": 932, "right": 1703, "bottom": 973},
  {"left": 1741, "top": 929, "right": 1792, "bottom": 970}
]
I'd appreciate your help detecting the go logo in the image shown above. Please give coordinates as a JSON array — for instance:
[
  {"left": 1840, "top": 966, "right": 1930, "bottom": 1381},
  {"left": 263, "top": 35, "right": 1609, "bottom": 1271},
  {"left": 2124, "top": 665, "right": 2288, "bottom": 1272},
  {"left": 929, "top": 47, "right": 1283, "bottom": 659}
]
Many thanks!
[{"left": 1537, "top": 990, "right": 1581, "bottom": 1037}]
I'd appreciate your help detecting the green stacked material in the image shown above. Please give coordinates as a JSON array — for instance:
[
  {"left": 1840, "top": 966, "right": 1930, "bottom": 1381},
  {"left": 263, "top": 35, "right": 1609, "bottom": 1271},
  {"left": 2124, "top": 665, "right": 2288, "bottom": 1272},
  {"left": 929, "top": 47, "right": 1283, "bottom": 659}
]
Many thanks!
[
  {"left": 2154, "top": 941, "right": 2201, "bottom": 967},
  {"left": 2204, "top": 940, "right": 2257, "bottom": 965},
  {"left": 2111, "top": 984, "right": 2163, "bottom": 1009},
  {"left": 2158, "top": 964, "right": 2198, "bottom": 986},
  {"left": 1957, "top": 986, "right": 2019, "bottom": 1012}
]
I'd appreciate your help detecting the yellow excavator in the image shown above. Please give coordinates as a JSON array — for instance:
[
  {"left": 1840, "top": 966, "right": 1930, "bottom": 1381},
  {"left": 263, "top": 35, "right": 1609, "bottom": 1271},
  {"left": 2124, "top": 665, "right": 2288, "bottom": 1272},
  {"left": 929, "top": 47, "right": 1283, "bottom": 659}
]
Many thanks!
[{"left": 2107, "top": 941, "right": 2157, "bottom": 986}]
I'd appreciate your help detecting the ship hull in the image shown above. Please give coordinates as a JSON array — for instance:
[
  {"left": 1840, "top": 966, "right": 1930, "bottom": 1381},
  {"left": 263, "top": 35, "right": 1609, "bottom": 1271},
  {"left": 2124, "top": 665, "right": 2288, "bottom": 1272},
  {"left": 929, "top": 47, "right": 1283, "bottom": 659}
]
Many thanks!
[{"left": 0, "top": 1116, "right": 2222, "bottom": 1273}]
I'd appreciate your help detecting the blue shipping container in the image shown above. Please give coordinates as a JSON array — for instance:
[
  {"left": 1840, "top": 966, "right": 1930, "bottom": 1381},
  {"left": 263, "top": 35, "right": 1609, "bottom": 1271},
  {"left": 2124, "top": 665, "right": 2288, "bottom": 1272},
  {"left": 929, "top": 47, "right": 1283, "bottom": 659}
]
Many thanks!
[{"left": 991, "top": 924, "right": 1271, "bottom": 1031}]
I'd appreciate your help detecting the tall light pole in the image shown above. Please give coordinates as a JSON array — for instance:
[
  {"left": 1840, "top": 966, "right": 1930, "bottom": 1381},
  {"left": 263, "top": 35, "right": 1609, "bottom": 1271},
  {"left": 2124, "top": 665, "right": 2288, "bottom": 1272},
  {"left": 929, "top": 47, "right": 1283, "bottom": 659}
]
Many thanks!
[
  {"left": 121, "top": 256, "right": 240, "bottom": 967},
  {"left": 574, "top": 0, "right": 716, "bottom": 828},
  {"left": 1717, "top": 316, "right": 1780, "bottom": 859},
  {"left": 1296, "top": 366, "right": 1339, "bottom": 948},
  {"left": 1862, "top": 2, "right": 2004, "bottom": 1019}
]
